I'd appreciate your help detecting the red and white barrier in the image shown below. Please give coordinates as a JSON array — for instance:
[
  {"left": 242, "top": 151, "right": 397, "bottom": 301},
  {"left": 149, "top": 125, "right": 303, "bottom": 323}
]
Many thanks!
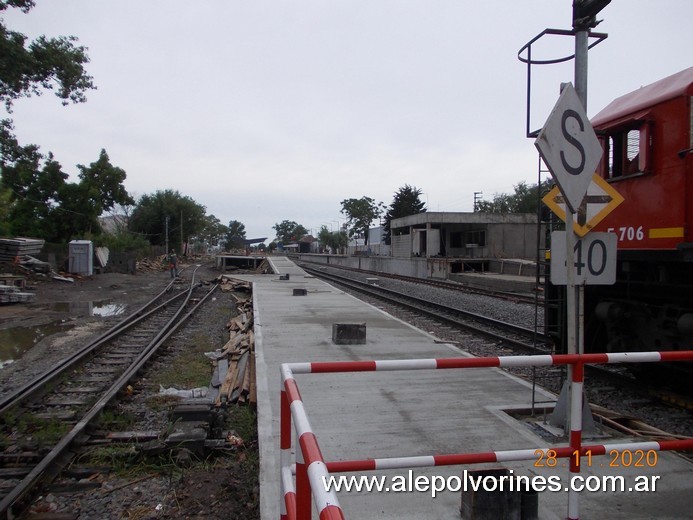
[{"left": 279, "top": 350, "right": 693, "bottom": 520}]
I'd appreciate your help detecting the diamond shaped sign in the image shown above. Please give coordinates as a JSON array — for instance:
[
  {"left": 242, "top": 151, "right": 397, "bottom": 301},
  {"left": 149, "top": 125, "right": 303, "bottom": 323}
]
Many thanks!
[
  {"left": 542, "top": 174, "right": 625, "bottom": 237},
  {"left": 535, "top": 83, "right": 603, "bottom": 213}
]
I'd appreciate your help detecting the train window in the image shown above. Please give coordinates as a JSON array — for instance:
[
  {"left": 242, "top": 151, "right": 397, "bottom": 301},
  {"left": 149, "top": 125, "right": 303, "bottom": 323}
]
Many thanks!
[{"left": 604, "top": 124, "right": 651, "bottom": 179}]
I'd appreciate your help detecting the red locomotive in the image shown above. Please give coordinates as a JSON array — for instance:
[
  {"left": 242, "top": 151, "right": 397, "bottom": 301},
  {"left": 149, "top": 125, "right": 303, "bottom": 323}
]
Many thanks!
[{"left": 581, "top": 67, "right": 693, "bottom": 357}]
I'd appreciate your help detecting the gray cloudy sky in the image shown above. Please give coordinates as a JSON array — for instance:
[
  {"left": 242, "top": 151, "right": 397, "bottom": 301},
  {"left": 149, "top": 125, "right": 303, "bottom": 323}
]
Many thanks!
[{"left": 4, "top": 1, "right": 691, "bottom": 241}]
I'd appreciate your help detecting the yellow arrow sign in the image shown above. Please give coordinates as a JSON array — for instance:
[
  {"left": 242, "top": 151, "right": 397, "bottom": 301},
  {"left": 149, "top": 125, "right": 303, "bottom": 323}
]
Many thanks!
[{"left": 542, "top": 174, "right": 625, "bottom": 237}]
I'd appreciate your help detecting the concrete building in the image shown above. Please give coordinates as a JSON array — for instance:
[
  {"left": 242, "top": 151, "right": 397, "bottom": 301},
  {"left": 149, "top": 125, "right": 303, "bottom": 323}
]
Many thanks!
[
  {"left": 390, "top": 211, "right": 539, "bottom": 261},
  {"left": 294, "top": 212, "right": 543, "bottom": 285}
]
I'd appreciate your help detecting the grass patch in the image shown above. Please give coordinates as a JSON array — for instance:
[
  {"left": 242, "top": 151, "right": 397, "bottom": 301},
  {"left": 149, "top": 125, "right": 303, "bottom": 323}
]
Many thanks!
[
  {"left": 78, "top": 444, "right": 140, "bottom": 472},
  {"left": 155, "top": 331, "right": 215, "bottom": 390},
  {"left": 16, "top": 416, "right": 70, "bottom": 448},
  {"left": 227, "top": 406, "right": 257, "bottom": 443},
  {"left": 94, "top": 408, "right": 136, "bottom": 431}
]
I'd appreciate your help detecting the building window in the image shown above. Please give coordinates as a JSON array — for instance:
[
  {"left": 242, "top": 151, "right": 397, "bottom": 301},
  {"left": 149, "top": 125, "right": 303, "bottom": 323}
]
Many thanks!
[
  {"left": 450, "top": 232, "right": 462, "bottom": 248},
  {"left": 465, "top": 230, "right": 486, "bottom": 247}
]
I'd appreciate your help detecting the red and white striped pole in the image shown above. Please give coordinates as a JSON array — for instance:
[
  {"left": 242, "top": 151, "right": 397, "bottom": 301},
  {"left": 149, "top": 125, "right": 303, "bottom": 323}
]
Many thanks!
[
  {"left": 568, "top": 361, "right": 584, "bottom": 520},
  {"left": 282, "top": 365, "right": 345, "bottom": 520},
  {"left": 280, "top": 387, "right": 295, "bottom": 519},
  {"left": 280, "top": 350, "right": 693, "bottom": 519},
  {"left": 287, "top": 351, "right": 693, "bottom": 376}
]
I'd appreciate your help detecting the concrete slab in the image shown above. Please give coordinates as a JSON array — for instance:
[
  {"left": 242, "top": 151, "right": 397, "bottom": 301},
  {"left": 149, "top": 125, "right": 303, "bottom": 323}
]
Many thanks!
[
  {"left": 230, "top": 258, "right": 693, "bottom": 520},
  {"left": 448, "top": 271, "right": 539, "bottom": 294}
]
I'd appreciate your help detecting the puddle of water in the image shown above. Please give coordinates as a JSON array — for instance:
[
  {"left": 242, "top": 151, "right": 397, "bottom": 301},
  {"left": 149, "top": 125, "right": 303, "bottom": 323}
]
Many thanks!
[
  {"left": 0, "top": 322, "right": 75, "bottom": 367},
  {"left": 43, "top": 300, "right": 127, "bottom": 317},
  {"left": 0, "top": 300, "right": 127, "bottom": 368},
  {"left": 92, "top": 303, "right": 127, "bottom": 317}
]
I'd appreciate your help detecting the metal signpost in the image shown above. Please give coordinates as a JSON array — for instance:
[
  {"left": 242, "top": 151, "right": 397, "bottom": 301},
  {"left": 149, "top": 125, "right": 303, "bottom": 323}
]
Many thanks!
[
  {"left": 533, "top": 2, "right": 613, "bottom": 517},
  {"left": 535, "top": 81, "right": 603, "bottom": 365}
]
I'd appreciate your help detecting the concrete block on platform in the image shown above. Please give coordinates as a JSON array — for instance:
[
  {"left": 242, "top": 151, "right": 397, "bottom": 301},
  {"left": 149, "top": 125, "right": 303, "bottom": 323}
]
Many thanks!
[{"left": 332, "top": 322, "right": 367, "bottom": 344}]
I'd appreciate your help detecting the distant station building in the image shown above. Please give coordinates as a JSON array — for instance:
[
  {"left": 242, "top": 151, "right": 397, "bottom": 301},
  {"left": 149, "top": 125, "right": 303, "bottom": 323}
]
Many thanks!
[
  {"left": 215, "top": 237, "right": 267, "bottom": 271},
  {"left": 390, "top": 211, "right": 538, "bottom": 261},
  {"left": 297, "top": 212, "right": 543, "bottom": 287}
]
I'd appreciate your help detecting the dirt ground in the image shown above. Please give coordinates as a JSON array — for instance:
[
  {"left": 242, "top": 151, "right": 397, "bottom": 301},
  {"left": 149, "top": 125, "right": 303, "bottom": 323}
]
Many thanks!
[{"left": 0, "top": 259, "right": 260, "bottom": 519}]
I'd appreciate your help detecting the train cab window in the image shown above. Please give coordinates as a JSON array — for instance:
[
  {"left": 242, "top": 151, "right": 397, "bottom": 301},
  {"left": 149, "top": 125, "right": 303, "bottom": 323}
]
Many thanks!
[{"left": 603, "top": 123, "right": 651, "bottom": 179}]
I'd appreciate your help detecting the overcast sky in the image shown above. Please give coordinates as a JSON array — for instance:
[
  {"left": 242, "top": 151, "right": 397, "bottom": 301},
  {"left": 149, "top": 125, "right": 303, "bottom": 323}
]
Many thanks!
[{"left": 4, "top": 1, "right": 691, "bottom": 241}]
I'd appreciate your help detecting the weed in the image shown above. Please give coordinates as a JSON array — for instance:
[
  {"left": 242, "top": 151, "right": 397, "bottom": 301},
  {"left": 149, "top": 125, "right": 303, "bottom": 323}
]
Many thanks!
[
  {"left": 94, "top": 408, "right": 136, "bottom": 430},
  {"left": 154, "top": 331, "right": 214, "bottom": 389},
  {"left": 78, "top": 444, "right": 140, "bottom": 472},
  {"left": 226, "top": 406, "right": 257, "bottom": 443},
  {"left": 16, "top": 416, "right": 70, "bottom": 448}
]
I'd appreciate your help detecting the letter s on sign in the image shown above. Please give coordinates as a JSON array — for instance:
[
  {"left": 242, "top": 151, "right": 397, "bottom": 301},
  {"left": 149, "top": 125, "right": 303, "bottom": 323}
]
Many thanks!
[{"left": 560, "top": 109, "right": 586, "bottom": 176}]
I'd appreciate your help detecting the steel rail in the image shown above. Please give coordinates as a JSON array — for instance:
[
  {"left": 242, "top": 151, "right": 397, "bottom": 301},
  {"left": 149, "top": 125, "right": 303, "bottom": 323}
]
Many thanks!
[
  {"left": 305, "top": 266, "right": 551, "bottom": 351},
  {"left": 0, "top": 266, "right": 218, "bottom": 519},
  {"left": 0, "top": 277, "right": 183, "bottom": 415},
  {"left": 296, "top": 259, "right": 541, "bottom": 305}
]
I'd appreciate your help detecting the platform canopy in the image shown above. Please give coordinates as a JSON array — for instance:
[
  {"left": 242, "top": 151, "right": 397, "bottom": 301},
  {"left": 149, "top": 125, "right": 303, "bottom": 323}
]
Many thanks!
[{"left": 244, "top": 237, "right": 267, "bottom": 245}]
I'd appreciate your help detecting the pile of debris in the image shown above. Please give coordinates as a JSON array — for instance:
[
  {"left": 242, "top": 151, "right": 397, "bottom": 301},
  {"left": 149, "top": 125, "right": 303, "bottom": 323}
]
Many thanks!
[
  {"left": 255, "top": 258, "right": 273, "bottom": 274},
  {"left": 136, "top": 255, "right": 171, "bottom": 273},
  {"left": 0, "top": 237, "right": 45, "bottom": 263},
  {"left": 210, "top": 282, "right": 256, "bottom": 407},
  {"left": 217, "top": 276, "right": 252, "bottom": 293},
  {"left": 0, "top": 237, "right": 51, "bottom": 276},
  {"left": 0, "top": 284, "right": 35, "bottom": 304}
]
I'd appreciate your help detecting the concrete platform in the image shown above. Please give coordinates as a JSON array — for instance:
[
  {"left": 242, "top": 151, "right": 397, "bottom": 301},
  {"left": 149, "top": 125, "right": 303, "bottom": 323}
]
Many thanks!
[
  {"left": 228, "top": 257, "right": 693, "bottom": 519},
  {"left": 448, "top": 271, "right": 539, "bottom": 294}
]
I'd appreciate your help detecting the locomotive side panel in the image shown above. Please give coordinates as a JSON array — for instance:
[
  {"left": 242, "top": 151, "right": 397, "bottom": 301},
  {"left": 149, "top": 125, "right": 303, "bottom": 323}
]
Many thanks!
[
  {"left": 593, "top": 94, "right": 691, "bottom": 251},
  {"left": 548, "top": 69, "right": 693, "bottom": 363}
]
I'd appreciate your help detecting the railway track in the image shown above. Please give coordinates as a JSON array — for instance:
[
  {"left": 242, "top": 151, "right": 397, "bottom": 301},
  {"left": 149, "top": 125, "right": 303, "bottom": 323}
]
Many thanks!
[
  {"left": 303, "top": 264, "right": 693, "bottom": 416},
  {"left": 0, "top": 266, "right": 219, "bottom": 519},
  {"left": 296, "top": 258, "right": 542, "bottom": 305},
  {"left": 301, "top": 264, "right": 551, "bottom": 351}
]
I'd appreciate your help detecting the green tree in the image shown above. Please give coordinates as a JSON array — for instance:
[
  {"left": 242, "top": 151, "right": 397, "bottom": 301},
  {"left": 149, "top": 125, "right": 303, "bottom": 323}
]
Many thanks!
[
  {"left": 475, "top": 180, "right": 553, "bottom": 214},
  {"left": 272, "top": 220, "right": 307, "bottom": 244},
  {"left": 340, "top": 196, "right": 385, "bottom": 247},
  {"left": 1, "top": 143, "right": 58, "bottom": 238},
  {"left": 0, "top": 184, "right": 11, "bottom": 235},
  {"left": 1, "top": 1, "right": 95, "bottom": 160},
  {"left": 383, "top": 184, "right": 426, "bottom": 245},
  {"left": 128, "top": 189, "right": 207, "bottom": 248},
  {"left": 317, "top": 225, "right": 331, "bottom": 252},
  {"left": 50, "top": 149, "right": 133, "bottom": 240},
  {"left": 1, "top": 147, "right": 131, "bottom": 241},
  {"left": 225, "top": 220, "right": 247, "bottom": 250},
  {"left": 1, "top": 2, "right": 102, "bottom": 241},
  {"left": 0, "top": 1, "right": 95, "bottom": 111},
  {"left": 317, "top": 225, "right": 348, "bottom": 254},
  {"left": 193, "top": 214, "right": 228, "bottom": 251}
]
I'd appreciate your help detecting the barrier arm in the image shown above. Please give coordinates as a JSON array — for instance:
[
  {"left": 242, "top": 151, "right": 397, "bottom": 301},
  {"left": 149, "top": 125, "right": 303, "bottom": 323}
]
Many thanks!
[
  {"left": 280, "top": 350, "right": 693, "bottom": 520},
  {"left": 281, "top": 364, "right": 345, "bottom": 520}
]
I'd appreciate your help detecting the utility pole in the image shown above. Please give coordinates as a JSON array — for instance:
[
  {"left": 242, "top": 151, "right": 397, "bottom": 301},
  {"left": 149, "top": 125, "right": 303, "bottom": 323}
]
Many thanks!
[{"left": 165, "top": 215, "right": 169, "bottom": 255}]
